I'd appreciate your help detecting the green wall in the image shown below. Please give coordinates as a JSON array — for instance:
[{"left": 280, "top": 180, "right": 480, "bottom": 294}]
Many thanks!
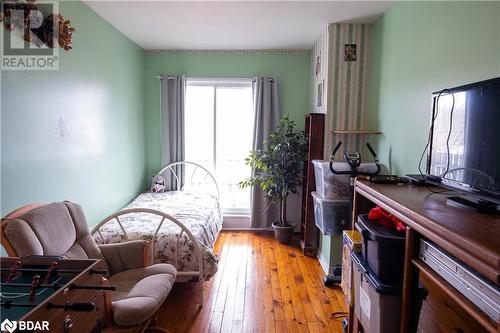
[
  {"left": 1, "top": 1, "right": 146, "bottom": 225},
  {"left": 143, "top": 53, "right": 311, "bottom": 176},
  {"left": 368, "top": 1, "right": 500, "bottom": 175}
]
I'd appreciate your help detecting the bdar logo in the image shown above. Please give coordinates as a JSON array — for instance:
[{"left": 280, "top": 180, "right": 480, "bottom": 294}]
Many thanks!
[{"left": 1, "top": 319, "right": 17, "bottom": 333}]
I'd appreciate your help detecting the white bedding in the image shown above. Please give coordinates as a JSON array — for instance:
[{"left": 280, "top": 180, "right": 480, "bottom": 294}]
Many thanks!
[{"left": 93, "top": 191, "right": 223, "bottom": 279}]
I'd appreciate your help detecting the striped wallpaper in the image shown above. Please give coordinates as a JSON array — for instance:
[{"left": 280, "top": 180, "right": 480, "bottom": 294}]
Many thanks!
[
  {"left": 310, "top": 27, "right": 329, "bottom": 114},
  {"left": 310, "top": 23, "right": 372, "bottom": 159}
]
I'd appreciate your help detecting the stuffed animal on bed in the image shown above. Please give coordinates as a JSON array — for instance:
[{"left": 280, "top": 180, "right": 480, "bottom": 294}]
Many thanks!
[{"left": 151, "top": 174, "right": 166, "bottom": 193}]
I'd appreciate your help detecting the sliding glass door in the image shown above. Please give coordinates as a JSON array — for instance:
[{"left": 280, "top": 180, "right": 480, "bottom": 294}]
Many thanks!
[{"left": 185, "top": 78, "right": 254, "bottom": 215}]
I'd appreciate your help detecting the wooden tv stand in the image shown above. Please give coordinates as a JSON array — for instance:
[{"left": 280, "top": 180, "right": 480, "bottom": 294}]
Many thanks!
[{"left": 349, "top": 179, "right": 500, "bottom": 333}]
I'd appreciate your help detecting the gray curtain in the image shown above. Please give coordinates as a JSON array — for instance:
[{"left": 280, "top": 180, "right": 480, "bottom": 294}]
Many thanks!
[
  {"left": 250, "top": 76, "right": 280, "bottom": 228},
  {"left": 160, "top": 75, "right": 185, "bottom": 190}
]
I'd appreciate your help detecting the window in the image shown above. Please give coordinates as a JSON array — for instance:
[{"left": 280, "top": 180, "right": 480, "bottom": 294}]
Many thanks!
[{"left": 185, "top": 78, "right": 254, "bottom": 215}]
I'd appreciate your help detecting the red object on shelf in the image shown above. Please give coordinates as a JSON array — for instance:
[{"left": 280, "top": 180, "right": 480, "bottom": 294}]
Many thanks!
[{"left": 368, "top": 206, "right": 406, "bottom": 232}]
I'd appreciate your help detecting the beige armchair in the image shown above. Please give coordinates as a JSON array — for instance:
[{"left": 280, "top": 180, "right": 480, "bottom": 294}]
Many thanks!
[{"left": 1, "top": 201, "right": 176, "bottom": 333}]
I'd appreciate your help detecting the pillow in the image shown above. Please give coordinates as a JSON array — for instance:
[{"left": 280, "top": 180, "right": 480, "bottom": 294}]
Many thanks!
[{"left": 151, "top": 174, "right": 166, "bottom": 193}]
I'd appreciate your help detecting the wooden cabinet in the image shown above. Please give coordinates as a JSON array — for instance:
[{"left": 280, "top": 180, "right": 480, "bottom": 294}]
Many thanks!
[
  {"left": 300, "top": 113, "right": 325, "bottom": 257},
  {"left": 349, "top": 180, "right": 500, "bottom": 333}
]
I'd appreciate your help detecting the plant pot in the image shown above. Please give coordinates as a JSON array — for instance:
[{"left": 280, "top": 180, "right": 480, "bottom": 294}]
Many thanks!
[{"left": 272, "top": 221, "right": 295, "bottom": 244}]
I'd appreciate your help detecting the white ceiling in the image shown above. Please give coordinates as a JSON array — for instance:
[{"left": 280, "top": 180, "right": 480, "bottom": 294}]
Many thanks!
[{"left": 84, "top": 1, "right": 392, "bottom": 50}]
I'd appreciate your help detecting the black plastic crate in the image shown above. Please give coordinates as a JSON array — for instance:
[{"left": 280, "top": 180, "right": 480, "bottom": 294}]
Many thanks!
[{"left": 356, "top": 214, "right": 406, "bottom": 286}]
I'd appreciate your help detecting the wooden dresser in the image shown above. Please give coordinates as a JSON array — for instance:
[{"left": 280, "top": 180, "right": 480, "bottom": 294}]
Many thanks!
[
  {"left": 350, "top": 180, "right": 500, "bottom": 333},
  {"left": 300, "top": 113, "right": 325, "bottom": 256}
]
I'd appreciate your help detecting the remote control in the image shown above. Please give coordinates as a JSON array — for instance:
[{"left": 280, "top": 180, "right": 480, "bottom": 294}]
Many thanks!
[{"left": 367, "top": 175, "right": 409, "bottom": 184}]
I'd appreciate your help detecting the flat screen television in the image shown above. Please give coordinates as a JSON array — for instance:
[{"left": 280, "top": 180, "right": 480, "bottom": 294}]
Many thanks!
[{"left": 427, "top": 77, "right": 500, "bottom": 210}]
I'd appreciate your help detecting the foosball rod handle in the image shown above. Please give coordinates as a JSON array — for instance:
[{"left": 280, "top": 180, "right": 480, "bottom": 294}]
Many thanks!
[
  {"left": 47, "top": 302, "right": 95, "bottom": 312},
  {"left": 70, "top": 284, "right": 116, "bottom": 291},
  {"left": 89, "top": 269, "right": 108, "bottom": 275}
]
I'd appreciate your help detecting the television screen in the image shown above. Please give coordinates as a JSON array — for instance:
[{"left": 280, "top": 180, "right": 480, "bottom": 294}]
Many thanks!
[{"left": 428, "top": 77, "right": 500, "bottom": 203}]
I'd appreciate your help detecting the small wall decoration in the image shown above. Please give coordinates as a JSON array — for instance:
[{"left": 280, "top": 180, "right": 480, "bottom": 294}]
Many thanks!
[
  {"left": 315, "top": 54, "right": 321, "bottom": 76},
  {"left": 344, "top": 44, "right": 357, "bottom": 61},
  {"left": 0, "top": 0, "right": 75, "bottom": 51},
  {"left": 317, "top": 81, "right": 323, "bottom": 107}
]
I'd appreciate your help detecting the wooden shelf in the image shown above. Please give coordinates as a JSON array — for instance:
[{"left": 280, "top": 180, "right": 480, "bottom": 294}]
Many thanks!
[
  {"left": 300, "top": 113, "right": 324, "bottom": 258},
  {"left": 331, "top": 129, "right": 382, "bottom": 135},
  {"left": 413, "top": 258, "right": 498, "bottom": 333}
]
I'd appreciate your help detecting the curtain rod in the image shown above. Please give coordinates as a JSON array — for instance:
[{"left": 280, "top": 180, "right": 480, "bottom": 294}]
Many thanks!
[
  {"left": 156, "top": 75, "right": 176, "bottom": 80},
  {"left": 156, "top": 75, "right": 275, "bottom": 82},
  {"left": 255, "top": 77, "right": 275, "bottom": 83}
]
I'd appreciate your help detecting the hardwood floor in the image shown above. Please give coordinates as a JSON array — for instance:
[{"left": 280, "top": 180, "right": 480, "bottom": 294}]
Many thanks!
[{"left": 156, "top": 231, "right": 348, "bottom": 333}]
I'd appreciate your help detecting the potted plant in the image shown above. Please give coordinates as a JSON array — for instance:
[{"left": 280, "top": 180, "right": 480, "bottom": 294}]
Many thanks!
[{"left": 240, "top": 115, "right": 307, "bottom": 243}]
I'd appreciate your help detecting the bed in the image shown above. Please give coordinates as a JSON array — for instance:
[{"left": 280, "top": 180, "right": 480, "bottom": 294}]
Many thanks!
[{"left": 91, "top": 162, "right": 223, "bottom": 305}]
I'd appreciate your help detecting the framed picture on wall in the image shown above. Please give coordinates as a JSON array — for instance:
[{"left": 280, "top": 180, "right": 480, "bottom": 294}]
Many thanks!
[
  {"left": 317, "top": 81, "right": 323, "bottom": 107},
  {"left": 344, "top": 44, "right": 357, "bottom": 61}
]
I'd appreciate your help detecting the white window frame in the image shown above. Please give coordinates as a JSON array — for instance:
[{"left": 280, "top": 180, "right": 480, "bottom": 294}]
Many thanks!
[{"left": 185, "top": 77, "right": 253, "bottom": 217}]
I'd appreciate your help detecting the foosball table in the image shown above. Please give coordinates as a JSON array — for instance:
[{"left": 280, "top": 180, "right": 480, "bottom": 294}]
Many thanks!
[{"left": 1, "top": 256, "right": 114, "bottom": 333}]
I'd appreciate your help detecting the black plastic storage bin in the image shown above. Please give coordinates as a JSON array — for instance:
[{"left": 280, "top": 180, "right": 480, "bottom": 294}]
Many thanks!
[{"left": 355, "top": 214, "right": 406, "bottom": 286}]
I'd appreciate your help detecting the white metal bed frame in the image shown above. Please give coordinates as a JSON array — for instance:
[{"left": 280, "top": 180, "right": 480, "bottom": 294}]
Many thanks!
[
  {"left": 90, "top": 161, "right": 221, "bottom": 306},
  {"left": 157, "top": 161, "right": 220, "bottom": 200}
]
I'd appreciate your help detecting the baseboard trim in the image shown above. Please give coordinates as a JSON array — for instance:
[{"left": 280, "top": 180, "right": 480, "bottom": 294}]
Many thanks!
[
  {"left": 317, "top": 249, "right": 330, "bottom": 276},
  {"left": 222, "top": 227, "right": 272, "bottom": 231},
  {"left": 222, "top": 215, "right": 250, "bottom": 229}
]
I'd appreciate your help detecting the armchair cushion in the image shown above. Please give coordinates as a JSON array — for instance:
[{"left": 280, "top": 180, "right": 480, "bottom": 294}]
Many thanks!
[
  {"left": 98, "top": 240, "right": 148, "bottom": 275},
  {"left": 108, "top": 264, "right": 177, "bottom": 326}
]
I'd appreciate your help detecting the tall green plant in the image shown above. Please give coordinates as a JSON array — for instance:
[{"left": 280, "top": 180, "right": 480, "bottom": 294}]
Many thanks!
[{"left": 240, "top": 115, "right": 307, "bottom": 226}]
